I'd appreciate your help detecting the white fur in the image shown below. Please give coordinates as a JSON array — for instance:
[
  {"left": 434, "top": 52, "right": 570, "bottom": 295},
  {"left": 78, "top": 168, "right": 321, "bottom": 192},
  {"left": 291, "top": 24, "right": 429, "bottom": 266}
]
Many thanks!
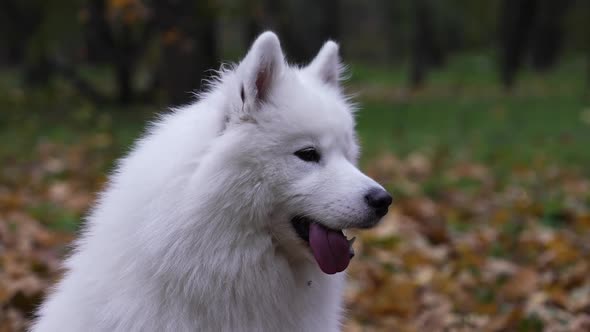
[{"left": 32, "top": 32, "right": 385, "bottom": 332}]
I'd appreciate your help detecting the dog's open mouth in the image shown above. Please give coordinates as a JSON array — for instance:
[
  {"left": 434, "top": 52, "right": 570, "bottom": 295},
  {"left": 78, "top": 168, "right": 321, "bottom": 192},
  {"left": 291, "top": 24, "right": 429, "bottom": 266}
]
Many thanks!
[{"left": 291, "top": 216, "right": 355, "bottom": 275}]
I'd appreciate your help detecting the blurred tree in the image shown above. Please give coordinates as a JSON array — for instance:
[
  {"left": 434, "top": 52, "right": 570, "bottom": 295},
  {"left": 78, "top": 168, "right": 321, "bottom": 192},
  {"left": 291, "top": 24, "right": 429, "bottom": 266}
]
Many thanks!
[
  {"left": 85, "top": 0, "right": 156, "bottom": 103},
  {"left": 449, "top": 0, "right": 498, "bottom": 50},
  {"left": 245, "top": 0, "right": 276, "bottom": 46},
  {"left": 409, "top": 0, "right": 445, "bottom": 89},
  {"left": 529, "top": 0, "right": 572, "bottom": 71},
  {"left": 499, "top": 0, "right": 572, "bottom": 88},
  {"left": 0, "top": 0, "right": 43, "bottom": 66},
  {"left": 246, "top": 0, "right": 340, "bottom": 64},
  {"left": 2, "top": 0, "right": 588, "bottom": 103},
  {"left": 0, "top": 0, "right": 83, "bottom": 86},
  {"left": 153, "top": 0, "right": 218, "bottom": 106},
  {"left": 0, "top": 0, "right": 219, "bottom": 105},
  {"left": 498, "top": 0, "right": 537, "bottom": 89},
  {"left": 84, "top": 0, "right": 220, "bottom": 105},
  {"left": 383, "top": 0, "right": 411, "bottom": 62}
]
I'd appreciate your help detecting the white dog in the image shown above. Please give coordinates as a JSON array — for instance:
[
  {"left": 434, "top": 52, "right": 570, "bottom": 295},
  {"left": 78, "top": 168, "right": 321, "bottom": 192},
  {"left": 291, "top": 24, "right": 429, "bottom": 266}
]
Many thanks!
[{"left": 32, "top": 32, "right": 392, "bottom": 332}]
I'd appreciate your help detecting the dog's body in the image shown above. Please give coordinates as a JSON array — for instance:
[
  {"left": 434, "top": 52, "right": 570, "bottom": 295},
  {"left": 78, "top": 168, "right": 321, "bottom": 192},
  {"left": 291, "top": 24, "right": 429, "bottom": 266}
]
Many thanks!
[{"left": 32, "top": 32, "right": 391, "bottom": 332}]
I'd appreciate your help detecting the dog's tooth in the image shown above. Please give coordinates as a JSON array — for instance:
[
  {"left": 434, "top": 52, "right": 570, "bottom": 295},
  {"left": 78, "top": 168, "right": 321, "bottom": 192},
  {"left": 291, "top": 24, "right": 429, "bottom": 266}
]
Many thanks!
[{"left": 348, "top": 237, "right": 356, "bottom": 258}]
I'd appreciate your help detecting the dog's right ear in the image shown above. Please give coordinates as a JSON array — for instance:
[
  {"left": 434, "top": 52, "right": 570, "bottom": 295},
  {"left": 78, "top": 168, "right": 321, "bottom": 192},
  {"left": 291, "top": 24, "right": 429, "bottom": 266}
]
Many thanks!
[{"left": 237, "top": 32, "right": 284, "bottom": 108}]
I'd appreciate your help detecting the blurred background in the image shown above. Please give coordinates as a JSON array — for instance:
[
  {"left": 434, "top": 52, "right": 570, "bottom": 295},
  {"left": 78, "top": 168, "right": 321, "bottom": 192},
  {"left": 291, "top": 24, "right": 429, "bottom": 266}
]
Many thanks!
[{"left": 1, "top": 0, "right": 590, "bottom": 331}]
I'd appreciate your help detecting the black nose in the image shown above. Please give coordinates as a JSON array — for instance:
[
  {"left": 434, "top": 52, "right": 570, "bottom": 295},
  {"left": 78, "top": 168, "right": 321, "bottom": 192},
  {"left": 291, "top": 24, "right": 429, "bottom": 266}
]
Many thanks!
[{"left": 364, "top": 188, "right": 393, "bottom": 217}]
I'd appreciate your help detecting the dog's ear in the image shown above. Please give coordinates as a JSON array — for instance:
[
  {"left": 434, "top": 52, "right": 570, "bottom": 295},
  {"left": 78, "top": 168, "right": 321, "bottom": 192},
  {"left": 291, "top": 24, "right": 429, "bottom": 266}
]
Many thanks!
[
  {"left": 306, "top": 41, "right": 342, "bottom": 87},
  {"left": 238, "top": 31, "right": 284, "bottom": 105}
]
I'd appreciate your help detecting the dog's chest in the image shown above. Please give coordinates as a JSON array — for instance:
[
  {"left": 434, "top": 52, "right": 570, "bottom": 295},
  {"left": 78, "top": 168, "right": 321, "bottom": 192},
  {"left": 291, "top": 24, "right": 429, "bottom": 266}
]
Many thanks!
[{"left": 278, "top": 268, "right": 346, "bottom": 331}]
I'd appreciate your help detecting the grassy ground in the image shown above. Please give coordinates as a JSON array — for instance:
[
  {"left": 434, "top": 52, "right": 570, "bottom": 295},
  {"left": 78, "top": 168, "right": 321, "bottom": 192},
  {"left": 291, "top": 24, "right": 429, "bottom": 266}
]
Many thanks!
[
  {"left": 2, "top": 55, "right": 589, "bottom": 169},
  {"left": 350, "top": 55, "right": 590, "bottom": 169},
  {"left": 1, "top": 55, "right": 590, "bottom": 331}
]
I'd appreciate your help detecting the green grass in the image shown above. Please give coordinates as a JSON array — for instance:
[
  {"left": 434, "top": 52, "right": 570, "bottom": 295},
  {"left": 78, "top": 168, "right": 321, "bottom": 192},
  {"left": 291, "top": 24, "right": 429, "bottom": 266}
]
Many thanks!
[
  {"left": 27, "top": 203, "right": 80, "bottom": 232},
  {"left": 357, "top": 96, "right": 590, "bottom": 167},
  {"left": 351, "top": 54, "right": 590, "bottom": 170}
]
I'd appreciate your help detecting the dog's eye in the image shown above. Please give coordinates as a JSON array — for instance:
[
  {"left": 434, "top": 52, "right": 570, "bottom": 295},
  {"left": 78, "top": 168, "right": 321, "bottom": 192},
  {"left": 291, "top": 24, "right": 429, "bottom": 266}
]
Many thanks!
[{"left": 294, "top": 147, "right": 320, "bottom": 163}]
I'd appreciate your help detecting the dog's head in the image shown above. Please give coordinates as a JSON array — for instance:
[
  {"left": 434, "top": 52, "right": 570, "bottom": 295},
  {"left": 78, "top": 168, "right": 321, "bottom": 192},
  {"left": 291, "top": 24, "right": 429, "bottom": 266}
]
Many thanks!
[{"left": 219, "top": 32, "right": 392, "bottom": 274}]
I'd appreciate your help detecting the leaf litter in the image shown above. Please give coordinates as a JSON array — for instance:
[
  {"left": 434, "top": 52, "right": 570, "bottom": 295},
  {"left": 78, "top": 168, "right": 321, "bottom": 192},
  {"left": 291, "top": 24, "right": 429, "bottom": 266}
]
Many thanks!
[{"left": 1, "top": 140, "right": 590, "bottom": 331}]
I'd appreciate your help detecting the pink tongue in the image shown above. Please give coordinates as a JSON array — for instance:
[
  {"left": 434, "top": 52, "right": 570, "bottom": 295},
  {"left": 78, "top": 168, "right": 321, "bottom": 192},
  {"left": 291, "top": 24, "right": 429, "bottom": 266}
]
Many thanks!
[{"left": 309, "top": 223, "right": 351, "bottom": 274}]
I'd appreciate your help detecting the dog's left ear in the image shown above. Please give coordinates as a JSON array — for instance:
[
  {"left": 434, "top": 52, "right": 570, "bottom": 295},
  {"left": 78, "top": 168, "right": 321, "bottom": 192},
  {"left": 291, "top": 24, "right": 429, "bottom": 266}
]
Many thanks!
[
  {"left": 238, "top": 31, "right": 285, "bottom": 106},
  {"left": 306, "top": 41, "right": 342, "bottom": 88}
]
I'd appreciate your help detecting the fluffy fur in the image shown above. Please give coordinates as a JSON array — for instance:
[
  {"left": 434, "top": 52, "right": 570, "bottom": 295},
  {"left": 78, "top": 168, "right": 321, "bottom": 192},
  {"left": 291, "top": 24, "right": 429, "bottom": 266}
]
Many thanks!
[{"left": 32, "top": 32, "right": 387, "bottom": 332}]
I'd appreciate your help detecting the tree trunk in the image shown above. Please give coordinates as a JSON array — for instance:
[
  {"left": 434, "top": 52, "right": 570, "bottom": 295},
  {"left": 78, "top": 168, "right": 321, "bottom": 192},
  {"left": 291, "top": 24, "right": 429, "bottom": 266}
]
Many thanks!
[
  {"left": 498, "top": 0, "right": 538, "bottom": 89},
  {"left": 155, "top": 0, "right": 218, "bottom": 106},
  {"left": 530, "top": 0, "right": 572, "bottom": 71},
  {"left": 410, "top": 0, "right": 440, "bottom": 89}
]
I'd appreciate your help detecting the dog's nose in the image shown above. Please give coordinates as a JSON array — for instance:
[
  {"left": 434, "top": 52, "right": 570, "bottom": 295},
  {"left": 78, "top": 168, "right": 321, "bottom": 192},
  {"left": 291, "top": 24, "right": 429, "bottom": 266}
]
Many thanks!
[{"left": 364, "top": 188, "right": 392, "bottom": 217}]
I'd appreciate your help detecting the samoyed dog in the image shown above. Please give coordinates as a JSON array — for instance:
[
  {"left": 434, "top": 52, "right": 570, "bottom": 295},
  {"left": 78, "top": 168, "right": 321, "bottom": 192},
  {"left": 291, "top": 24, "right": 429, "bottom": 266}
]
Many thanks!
[{"left": 32, "top": 32, "right": 392, "bottom": 332}]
